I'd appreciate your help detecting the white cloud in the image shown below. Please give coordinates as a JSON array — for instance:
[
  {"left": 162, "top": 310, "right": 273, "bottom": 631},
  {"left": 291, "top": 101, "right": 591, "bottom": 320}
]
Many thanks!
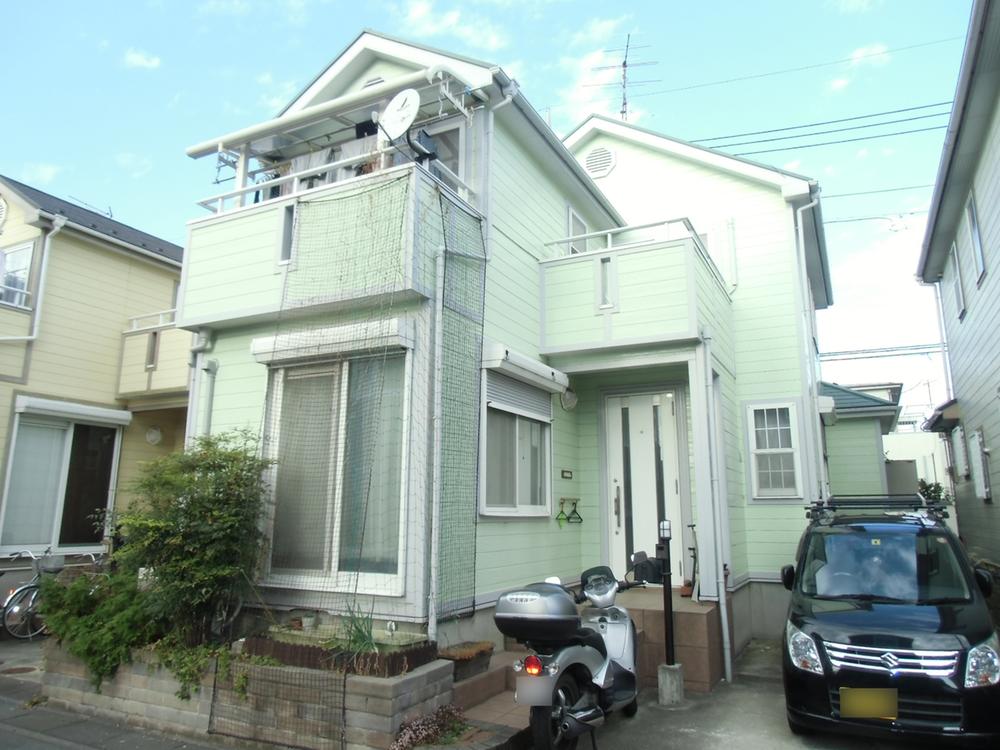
[
  {"left": 401, "top": 0, "right": 508, "bottom": 51},
  {"left": 571, "top": 16, "right": 630, "bottom": 47},
  {"left": 783, "top": 159, "right": 802, "bottom": 171},
  {"left": 258, "top": 77, "right": 299, "bottom": 112},
  {"left": 880, "top": 147, "right": 896, "bottom": 157},
  {"left": 255, "top": 72, "right": 274, "bottom": 86},
  {"left": 850, "top": 43, "right": 890, "bottom": 67},
  {"left": 115, "top": 152, "right": 153, "bottom": 179},
  {"left": 501, "top": 59, "right": 525, "bottom": 87},
  {"left": 829, "top": 77, "right": 850, "bottom": 91},
  {"left": 21, "top": 163, "right": 60, "bottom": 185},
  {"left": 197, "top": 0, "right": 251, "bottom": 14},
  {"left": 856, "top": 148, "right": 869, "bottom": 158},
  {"left": 123, "top": 49, "right": 161, "bottom": 69},
  {"left": 555, "top": 49, "right": 620, "bottom": 126},
  {"left": 830, "top": 0, "right": 879, "bottom": 12}
]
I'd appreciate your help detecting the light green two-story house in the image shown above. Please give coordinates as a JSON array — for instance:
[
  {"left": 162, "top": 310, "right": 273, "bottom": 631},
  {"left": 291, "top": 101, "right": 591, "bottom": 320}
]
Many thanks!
[
  {"left": 178, "top": 31, "right": 833, "bottom": 684},
  {"left": 919, "top": 0, "right": 1000, "bottom": 574},
  {"left": 0, "top": 176, "right": 188, "bottom": 567}
]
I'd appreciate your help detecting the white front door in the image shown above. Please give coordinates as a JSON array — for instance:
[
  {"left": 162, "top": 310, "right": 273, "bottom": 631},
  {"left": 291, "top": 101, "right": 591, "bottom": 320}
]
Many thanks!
[{"left": 605, "top": 392, "right": 683, "bottom": 583}]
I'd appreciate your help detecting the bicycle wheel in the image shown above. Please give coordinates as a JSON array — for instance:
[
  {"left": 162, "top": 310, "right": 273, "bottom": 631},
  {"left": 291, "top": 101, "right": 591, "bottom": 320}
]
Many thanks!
[{"left": 3, "top": 585, "right": 45, "bottom": 639}]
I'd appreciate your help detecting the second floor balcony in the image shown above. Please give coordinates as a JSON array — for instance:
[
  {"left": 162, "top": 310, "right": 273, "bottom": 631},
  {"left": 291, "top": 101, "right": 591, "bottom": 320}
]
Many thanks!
[
  {"left": 179, "top": 163, "right": 478, "bottom": 329},
  {"left": 539, "top": 220, "right": 733, "bottom": 356},
  {"left": 118, "top": 309, "right": 192, "bottom": 400}
]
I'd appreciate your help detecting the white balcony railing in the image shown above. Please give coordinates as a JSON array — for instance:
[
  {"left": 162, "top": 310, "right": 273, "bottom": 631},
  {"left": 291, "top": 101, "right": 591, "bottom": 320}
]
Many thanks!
[
  {"left": 127, "top": 308, "right": 176, "bottom": 331},
  {"left": 197, "top": 148, "right": 472, "bottom": 216}
]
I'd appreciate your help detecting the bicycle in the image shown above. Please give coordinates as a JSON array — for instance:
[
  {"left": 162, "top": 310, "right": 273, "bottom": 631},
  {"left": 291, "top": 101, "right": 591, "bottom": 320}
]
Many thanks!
[{"left": 1, "top": 548, "right": 68, "bottom": 639}]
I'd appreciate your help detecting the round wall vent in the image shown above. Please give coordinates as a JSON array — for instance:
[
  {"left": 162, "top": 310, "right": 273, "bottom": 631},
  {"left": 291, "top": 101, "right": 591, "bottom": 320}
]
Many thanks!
[{"left": 584, "top": 147, "right": 615, "bottom": 178}]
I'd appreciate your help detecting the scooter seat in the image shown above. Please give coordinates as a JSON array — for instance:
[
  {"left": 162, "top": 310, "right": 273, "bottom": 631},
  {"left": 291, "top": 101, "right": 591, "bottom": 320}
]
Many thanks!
[{"left": 572, "top": 627, "right": 607, "bottom": 658}]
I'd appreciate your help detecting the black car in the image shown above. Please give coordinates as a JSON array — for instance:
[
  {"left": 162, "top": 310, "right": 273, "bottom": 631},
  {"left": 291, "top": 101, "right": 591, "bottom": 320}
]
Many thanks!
[{"left": 780, "top": 498, "right": 1000, "bottom": 747}]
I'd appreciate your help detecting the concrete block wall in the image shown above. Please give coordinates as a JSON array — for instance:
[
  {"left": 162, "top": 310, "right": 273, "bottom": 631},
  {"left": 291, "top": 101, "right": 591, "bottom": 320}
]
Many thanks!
[
  {"left": 41, "top": 641, "right": 213, "bottom": 736},
  {"left": 42, "top": 642, "right": 455, "bottom": 750}
]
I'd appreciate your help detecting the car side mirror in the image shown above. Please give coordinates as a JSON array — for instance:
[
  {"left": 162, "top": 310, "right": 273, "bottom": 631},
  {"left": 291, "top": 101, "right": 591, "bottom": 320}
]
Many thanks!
[
  {"left": 781, "top": 564, "right": 796, "bottom": 592},
  {"left": 974, "top": 567, "right": 993, "bottom": 598}
]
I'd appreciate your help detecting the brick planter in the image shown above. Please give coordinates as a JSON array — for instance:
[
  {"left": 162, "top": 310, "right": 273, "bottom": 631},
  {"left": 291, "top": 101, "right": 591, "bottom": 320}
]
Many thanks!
[{"left": 41, "top": 641, "right": 455, "bottom": 750}]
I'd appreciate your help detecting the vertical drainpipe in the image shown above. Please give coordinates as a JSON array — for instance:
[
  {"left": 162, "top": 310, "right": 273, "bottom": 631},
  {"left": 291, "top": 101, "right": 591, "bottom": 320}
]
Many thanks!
[
  {"left": 185, "top": 329, "right": 214, "bottom": 442},
  {"left": 0, "top": 212, "right": 67, "bottom": 344},
  {"left": 428, "top": 247, "right": 446, "bottom": 643},
  {"left": 702, "top": 330, "right": 733, "bottom": 683},
  {"left": 933, "top": 282, "right": 953, "bottom": 400}
]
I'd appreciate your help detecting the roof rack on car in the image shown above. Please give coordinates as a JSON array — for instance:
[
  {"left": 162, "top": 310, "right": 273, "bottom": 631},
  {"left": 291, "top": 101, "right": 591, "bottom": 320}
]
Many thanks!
[{"left": 806, "top": 493, "right": 950, "bottom": 523}]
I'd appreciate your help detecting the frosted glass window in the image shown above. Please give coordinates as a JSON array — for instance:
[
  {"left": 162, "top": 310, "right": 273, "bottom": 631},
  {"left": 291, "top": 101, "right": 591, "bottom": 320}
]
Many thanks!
[
  {"left": 485, "top": 407, "right": 549, "bottom": 513},
  {"left": 1, "top": 420, "right": 67, "bottom": 546}
]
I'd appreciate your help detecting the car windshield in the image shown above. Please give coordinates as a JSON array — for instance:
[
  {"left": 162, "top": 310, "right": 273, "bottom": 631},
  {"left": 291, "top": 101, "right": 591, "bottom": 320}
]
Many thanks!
[{"left": 799, "top": 526, "right": 971, "bottom": 604}]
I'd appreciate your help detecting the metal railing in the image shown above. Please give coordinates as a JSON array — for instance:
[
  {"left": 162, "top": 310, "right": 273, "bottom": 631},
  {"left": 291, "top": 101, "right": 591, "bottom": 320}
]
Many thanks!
[{"left": 197, "top": 151, "right": 473, "bottom": 215}]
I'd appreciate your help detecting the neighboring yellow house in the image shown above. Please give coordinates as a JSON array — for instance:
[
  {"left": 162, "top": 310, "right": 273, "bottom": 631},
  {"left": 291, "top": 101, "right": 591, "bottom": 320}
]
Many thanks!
[{"left": 0, "top": 176, "right": 189, "bottom": 561}]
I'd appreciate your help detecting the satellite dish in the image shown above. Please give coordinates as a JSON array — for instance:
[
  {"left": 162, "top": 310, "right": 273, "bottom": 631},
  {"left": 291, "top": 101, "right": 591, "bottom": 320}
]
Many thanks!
[{"left": 377, "top": 88, "right": 420, "bottom": 141}]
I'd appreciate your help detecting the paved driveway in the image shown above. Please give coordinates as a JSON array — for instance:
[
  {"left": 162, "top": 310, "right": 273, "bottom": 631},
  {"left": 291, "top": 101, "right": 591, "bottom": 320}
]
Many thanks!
[{"left": 591, "top": 641, "right": 908, "bottom": 750}]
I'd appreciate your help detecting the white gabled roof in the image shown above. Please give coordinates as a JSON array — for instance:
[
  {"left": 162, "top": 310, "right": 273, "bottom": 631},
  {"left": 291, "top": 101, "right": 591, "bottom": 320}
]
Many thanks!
[
  {"left": 564, "top": 115, "right": 815, "bottom": 200},
  {"left": 281, "top": 30, "right": 496, "bottom": 115}
]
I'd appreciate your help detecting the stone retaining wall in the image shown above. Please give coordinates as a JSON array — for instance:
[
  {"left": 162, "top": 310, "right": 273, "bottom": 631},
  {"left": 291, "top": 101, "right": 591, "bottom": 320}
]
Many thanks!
[{"left": 41, "top": 642, "right": 454, "bottom": 750}]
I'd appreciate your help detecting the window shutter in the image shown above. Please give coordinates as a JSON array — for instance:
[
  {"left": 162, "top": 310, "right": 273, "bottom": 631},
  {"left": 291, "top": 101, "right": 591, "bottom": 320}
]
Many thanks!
[{"left": 487, "top": 371, "right": 552, "bottom": 420}]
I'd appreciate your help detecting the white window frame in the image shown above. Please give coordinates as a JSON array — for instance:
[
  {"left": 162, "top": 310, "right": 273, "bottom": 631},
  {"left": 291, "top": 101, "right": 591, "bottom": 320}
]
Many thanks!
[
  {"left": 746, "top": 401, "right": 803, "bottom": 501},
  {"left": 479, "top": 373, "right": 553, "bottom": 518},
  {"left": 0, "top": 401, "right": 127, "bottom": 556},
  {"left": 262, "top": 353, "right": 410, "bottom": 596},
  {"left": 424, "top": 117, "right": 466, "bottom": 187},
  {"left": 276, "top": 203, "right": 296, "bottom": 268},
  {"left": 952, "top": 425, "right": 969, "bottom": 479},
  {"left": 0, "top": 241, "right": 34, "bottom": 309},
  {"left": 951, "top": 241, "right": 966, "bottom": 320},
  {"left": 568, "top": 207, "right": 588, "bottom": 255},
  {"left": 967, "top": 193, "right": 986, "bottom": 286}
]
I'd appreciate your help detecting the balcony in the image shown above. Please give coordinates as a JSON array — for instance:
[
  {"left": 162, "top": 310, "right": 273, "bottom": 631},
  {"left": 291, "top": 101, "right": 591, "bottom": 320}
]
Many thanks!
[
  {"left": 539, "top": 220, "right": 733, "bottom": 355},
  {"left": 118, "top": 310, "right": 192, "bottom": 400},
  {"left": 179, "top": 163, "right": 475, "bottom": 329}
]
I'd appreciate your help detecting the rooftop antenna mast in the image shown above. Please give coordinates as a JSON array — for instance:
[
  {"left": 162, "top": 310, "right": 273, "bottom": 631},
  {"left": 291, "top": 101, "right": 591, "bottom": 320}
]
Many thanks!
[{"left": 589, "top": 35, "right": 659, "bottom": 122}]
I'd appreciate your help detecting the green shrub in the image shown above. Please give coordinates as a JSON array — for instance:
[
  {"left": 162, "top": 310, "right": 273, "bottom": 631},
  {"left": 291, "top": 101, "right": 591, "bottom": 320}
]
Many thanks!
[
  {"left": 41, "top": 431, "right": 271, "bottom": 691},
  {"left": 41, "top": 572, "right": 160, "bottom": 688}
]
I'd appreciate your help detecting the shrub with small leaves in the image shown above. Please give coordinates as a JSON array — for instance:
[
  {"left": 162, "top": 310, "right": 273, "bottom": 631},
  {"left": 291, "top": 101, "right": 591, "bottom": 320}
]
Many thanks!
[{"left": 390, "top": 705, "right": 467, "bottom": 750}]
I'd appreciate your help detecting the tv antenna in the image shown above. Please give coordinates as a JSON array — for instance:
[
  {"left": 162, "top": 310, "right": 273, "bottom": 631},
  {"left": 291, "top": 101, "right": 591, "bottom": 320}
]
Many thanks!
[
  {"left": 590, "top": 34, "right": 659, "bottom": 121},
  {"left": 69, "top": 195, "right": 113, "bottom": 218}
]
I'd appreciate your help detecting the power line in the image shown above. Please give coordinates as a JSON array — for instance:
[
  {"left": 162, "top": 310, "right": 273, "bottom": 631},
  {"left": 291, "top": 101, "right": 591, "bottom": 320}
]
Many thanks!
[
  {"left": 543, "top": 36, "right": 961, "bottom": 112},
  {"left": 710, "top": 111, "right": 948, "bottom": 149},
  {"left": 626, "top": 37, "right": 962, "bottom": 101},
  {"left": 823, "top": 184, "right": 934, "bottom": 199},
  {"left": 733, "top": 125, "right": 947, "bottom": 156},
  {"left": 820, "top": 344, "right": 944, "bottom": 362},
  {"left": 823, "top": 210, "right": 928, "bottom": 225},
  {"left": 692, "top": 101, "right": 952, "bottom": 143}
]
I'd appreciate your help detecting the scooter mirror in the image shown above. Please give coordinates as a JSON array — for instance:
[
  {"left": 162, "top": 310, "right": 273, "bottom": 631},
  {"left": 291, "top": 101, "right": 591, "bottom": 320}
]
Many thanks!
[
  {"left": 630, "top": 551, "right": 648, "bottom": 565},
  {"left": 544, "top": 576, "right": 562, "bottom": 585}
]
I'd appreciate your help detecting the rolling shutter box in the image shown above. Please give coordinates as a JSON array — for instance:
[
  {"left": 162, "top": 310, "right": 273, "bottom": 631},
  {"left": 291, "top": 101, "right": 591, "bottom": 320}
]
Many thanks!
[{"left": 487, "top": 371, "right": 552, "bottom": 421}]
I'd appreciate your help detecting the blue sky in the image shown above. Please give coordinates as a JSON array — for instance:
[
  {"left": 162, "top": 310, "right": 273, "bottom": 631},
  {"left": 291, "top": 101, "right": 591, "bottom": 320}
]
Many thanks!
[{"left": 1, "top": 0, "right": 974, "bottom": 412}]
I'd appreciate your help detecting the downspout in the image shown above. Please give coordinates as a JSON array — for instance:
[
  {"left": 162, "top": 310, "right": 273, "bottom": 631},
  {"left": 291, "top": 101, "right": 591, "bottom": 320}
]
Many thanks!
[
  {"left": 0, "top": 211, "right": 67, "bottom": 343},
  {"left": 483, "top": 82, "right": 517, "bottom": 262},
  {"left": 702, "top": 330, "right": 733, "bottom": 683},
  {"left": 185, "top": 329, "right": 214, "bottom": 442},
  {"left": 933, "top": 281, "right": 953, "bottom": 400},
  {"left": 427, "top": 247, "right": 446, "bottom": 643},
  {"left": 794, "top": 196, "right": 827, "bottom": 499},
  {"left": 201, "top": 359, "right": 219, "bottom": 436}
]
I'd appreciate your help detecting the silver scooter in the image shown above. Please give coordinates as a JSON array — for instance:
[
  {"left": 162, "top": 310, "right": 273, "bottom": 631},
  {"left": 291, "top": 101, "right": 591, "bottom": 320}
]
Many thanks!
[{"left": 494, "top": 553, "right": 648, "bottom": 749}]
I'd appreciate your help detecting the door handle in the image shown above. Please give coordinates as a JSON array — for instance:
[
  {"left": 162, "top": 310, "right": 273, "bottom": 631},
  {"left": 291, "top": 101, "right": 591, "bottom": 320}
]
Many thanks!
[{"left": 614, "top": 485, "right": 621, "bottom": 529}]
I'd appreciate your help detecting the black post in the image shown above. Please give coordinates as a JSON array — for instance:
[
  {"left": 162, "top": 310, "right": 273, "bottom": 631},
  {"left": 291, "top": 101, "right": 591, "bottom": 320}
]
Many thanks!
[{"left": 656, "top": 521, "right": 675, "bottom": 665}]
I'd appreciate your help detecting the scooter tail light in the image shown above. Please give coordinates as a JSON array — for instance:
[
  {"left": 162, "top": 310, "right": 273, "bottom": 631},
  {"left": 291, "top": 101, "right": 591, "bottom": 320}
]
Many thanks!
[{"left": 524, "top": 655, "right": 543, "bottom": 676}]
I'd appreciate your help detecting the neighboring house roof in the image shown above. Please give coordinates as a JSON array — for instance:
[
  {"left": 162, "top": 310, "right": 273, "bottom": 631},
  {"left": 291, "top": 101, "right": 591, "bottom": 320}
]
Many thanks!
[
  {"left": 563, "top": 115, "right": 833, "bottom": 309},
  {"left": 918, "top": 0, "right": 1000, "bottom": 282},
  {"left": 923, "top": 398, "right": 961, "bottom": 432},
  {"left": 0, "top": 175, "right": 183, "bottom": 265},
  {"left": 821, "top": 381, "right": 901, "bottom": 432}
]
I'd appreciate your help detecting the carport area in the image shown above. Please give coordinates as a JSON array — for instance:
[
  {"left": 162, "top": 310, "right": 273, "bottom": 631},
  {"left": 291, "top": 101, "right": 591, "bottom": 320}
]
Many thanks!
[{"left": 593, "top": 640, "right": 904, "bottom": 750}]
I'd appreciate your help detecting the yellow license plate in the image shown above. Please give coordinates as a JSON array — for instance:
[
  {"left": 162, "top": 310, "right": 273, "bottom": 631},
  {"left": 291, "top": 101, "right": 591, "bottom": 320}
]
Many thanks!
[{"left": 840, "top": 687, "right": 898, "bottom": 719}]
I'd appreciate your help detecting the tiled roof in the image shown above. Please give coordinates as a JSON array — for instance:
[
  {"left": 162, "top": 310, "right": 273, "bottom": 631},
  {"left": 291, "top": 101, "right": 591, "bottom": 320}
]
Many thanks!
[
  {"left": 0, "top": 175, "right": 182, "bottom": 264},
  {"left": 820, "top": 381, "right": 897, "bottom": 411}
]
